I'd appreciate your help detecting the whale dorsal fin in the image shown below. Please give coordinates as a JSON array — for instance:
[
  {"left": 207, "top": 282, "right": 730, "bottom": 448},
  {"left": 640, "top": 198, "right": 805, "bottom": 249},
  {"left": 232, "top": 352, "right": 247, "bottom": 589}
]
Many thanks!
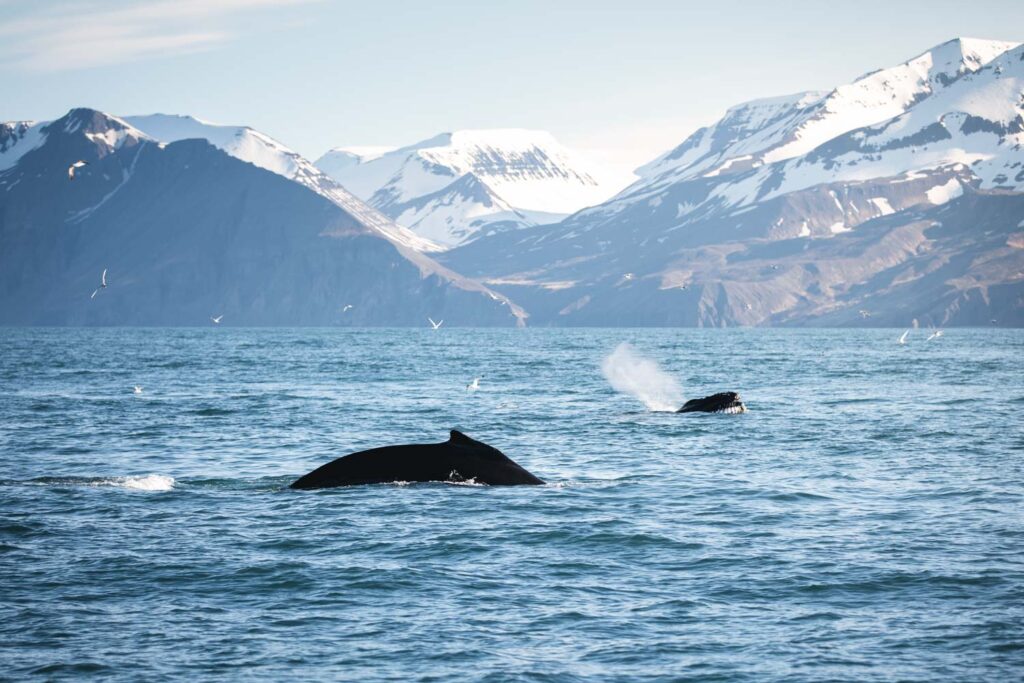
[{"left": 449, "top": 430, "right": 479, "bottom": 446}]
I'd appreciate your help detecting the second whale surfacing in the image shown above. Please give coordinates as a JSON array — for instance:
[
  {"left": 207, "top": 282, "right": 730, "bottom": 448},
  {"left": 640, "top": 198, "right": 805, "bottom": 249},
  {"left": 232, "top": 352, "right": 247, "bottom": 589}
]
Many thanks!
[
  {"left": 290, "top": 430, "right": 544, "bottom": 489},
  {"left": 677, "top": 392, "right": 747, "bottom": 414}
]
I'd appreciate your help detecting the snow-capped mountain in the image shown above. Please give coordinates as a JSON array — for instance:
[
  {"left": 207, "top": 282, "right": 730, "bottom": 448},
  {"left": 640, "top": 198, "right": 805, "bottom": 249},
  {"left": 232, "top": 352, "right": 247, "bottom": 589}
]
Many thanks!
[
  {"left": 0, "top": 108, "right": 524, "bottom": 326},
  {"left": 124, "top": 114, "right": 440, "bottom": 253},
  {"left": 315, "top": 130, "right": 632, "bottom": 248},
  {"left": 637, "top": 37, "right": 1018, "bottom": 186},
  {"left": 648, "top": 39, "right": 1024, "bottom": 239},
  {"left": 2, "top": 111, "right": 148, "bottom": 172},
  {"left": 442, "top": 38, "right": 1024, "bottom": 326}
]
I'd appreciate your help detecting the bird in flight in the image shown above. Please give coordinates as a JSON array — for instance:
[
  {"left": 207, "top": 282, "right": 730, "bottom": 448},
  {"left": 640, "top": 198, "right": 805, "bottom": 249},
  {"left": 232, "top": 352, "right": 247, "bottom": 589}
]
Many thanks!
[
  {"left": 428, "top": 317, "right": 444, "bottom": 330},
  {"left": 466, "top": 377, "right": 481, "bottom": 391},
  {"left": 90, "top": 268, "right": 107, "bottom": 299},
  {"left": 898, "top": 330, "right": 909, "bottom": 345},
  {"left": 68, "top": 160, "right": 88, "bottom": 181},
  {"left": 342, "top": 304, "right": 353, "bottom": 312},
  {"left": 133, "top": 386, "right": 143, "bottom": 395},
  {"left": 927, "top": 330, "right": 944, "bottom": 341},
  {"left": 211, "top": 315, "right": 223, "bottom": 324},
  {"left": 859, "top": 309, "right": 871, "bottom": 319}
]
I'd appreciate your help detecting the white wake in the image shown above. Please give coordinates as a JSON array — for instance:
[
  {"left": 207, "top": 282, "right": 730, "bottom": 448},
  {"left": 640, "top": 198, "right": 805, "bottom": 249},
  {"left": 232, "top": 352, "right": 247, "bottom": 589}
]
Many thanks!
[
  {"left": 107, "top": 474, "right": 175, "bottom": 491},
  {"left": 600, "top": 343, "right": 683, "bottom": 412}
]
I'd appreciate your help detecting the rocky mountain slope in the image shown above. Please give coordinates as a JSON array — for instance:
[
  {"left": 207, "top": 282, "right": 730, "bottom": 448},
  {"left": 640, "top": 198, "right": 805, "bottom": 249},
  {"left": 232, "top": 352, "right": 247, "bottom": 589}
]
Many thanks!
[
  {"left": 441, "top": 38, "right": 1024, "bottom": 326},
  {"left": 0, "top": 109, "right": 523, "bottom": 326},
  {"left": 124, "top": 113, "right": 441, "bottom": 253}
]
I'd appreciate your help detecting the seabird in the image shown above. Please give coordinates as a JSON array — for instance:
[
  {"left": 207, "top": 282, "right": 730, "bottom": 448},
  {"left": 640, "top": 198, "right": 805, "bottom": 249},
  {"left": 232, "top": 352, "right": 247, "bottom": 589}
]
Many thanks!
[
  {"left": 68, "top": 160, "right": 88, "bottom": 181},
  {"left": 211, "top": 315, "right": 223, "bottom": 324},
  {"left": 90, "top": 268, "right": 107, "bottom": 299},
  {"left": 133, "top": 386, "right": 143, "bottom": 395},
  {"left": 428, "top": 317, "right": 444, "bottom": 330},
  {"left": 467, "top": 377, "right": 481, "bottom": 391},
  {"left": 927, "top": 330, "right": 944, "bottom": 341},
  {"left": 898, "top": 329, "right": 909, "bottom": 345},
  {"left": 342, "top": 304, "right": 353, "bottom": 312}
]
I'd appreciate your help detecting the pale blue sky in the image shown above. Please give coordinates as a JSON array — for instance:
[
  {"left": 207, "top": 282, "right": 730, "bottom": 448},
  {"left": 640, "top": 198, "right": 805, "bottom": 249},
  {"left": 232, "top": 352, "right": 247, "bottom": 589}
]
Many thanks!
[{"left": 3, "top": 0, "right": 1022, "bottom": 167}]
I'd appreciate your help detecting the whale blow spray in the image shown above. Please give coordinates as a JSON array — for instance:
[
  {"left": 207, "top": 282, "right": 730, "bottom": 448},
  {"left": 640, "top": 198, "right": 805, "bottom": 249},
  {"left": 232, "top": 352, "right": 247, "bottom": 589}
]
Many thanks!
[{"left": 601, "top": 343, "right": 683, "bottom": 412}]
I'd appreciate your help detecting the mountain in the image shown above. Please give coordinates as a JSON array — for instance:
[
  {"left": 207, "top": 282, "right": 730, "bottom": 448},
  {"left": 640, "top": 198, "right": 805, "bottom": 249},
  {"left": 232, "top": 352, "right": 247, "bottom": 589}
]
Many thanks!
[
  {"left": 637, "top": 37, "right": 1018, "bottom": 185},
  {"left": 124, "top": 113, "right": 441, "bottom": 253},
  {"left": 0, "top": 109, "right": 524, "bottom": 326},
  {"left": 441, "top": 38, "right": 1024, "bottom": 326},
  {"left": 315, "top": 130, "right": 632, "bottom": 249}
]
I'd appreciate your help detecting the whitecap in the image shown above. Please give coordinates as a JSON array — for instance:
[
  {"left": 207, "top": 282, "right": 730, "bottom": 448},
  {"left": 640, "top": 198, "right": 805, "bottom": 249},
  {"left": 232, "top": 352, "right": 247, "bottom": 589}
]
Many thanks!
[{"left": 108, "top": 474, "right": 175, "bottom": 491}]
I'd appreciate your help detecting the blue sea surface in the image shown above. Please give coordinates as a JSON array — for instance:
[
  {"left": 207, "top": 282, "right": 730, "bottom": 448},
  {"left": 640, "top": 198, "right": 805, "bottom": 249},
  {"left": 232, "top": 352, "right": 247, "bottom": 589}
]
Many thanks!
[{"left": 1, "top": 328, "right": 1022, "bottom": 681}]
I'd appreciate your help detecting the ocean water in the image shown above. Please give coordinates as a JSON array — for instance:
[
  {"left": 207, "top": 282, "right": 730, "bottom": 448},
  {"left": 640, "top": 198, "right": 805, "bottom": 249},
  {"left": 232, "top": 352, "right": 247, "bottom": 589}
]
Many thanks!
[{"left": 1, "top": 327, "right": 1022, "bottom": 681}]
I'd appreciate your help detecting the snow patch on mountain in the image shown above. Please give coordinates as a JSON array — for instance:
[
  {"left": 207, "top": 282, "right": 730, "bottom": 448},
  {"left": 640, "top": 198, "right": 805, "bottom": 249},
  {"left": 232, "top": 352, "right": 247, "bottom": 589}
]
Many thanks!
[
  {"left": 926, "top": 178, "right": 965, "bottom": 205},
  {"left": 0, "top": 121, "right": 48, "bottom": 171},
  {"left": 125, "top": 114, "right": 308, "bottom": 179}
]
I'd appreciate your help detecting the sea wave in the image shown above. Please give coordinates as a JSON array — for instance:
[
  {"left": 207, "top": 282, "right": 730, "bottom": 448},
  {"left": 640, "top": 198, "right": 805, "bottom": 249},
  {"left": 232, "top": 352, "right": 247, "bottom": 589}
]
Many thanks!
[{"left": 12, "top": 474, "right": 176, "bottom": 492}]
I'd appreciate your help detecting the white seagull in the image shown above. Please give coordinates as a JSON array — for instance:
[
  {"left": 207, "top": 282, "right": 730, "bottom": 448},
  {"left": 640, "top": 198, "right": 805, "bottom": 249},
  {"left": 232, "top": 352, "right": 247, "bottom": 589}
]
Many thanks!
[
  {"left": 68, "top": 160, "right": 89, "bottom": 181},
  {"left": 466, "top": 377, "right": 481, "bottom": 391},
  {"left": 133, "top": 386, "right": 143, "bottom": 395},
  {"left": 927, "top": 330, "right": 944, "bottom": 341},
  {"left": 342, "top": 304, "right": 353, "bottom": 313},
  {"left": 898, "top": 329, "right": 909, "bottom": 345},
  {"left": 211, "top": 315, "right": 223, "bottom": 324},
  {"left": 90, "top": 268, "right": 107, "bottom": 299},
  {"left": 428, "top": 317, "right": 444, "bottom": 330}
]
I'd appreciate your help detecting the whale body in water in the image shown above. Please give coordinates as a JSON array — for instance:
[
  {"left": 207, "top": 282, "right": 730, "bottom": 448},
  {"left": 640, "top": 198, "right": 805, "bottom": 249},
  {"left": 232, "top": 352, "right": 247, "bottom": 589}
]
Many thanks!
[
  {"left": 677, "top": 392, "right": 747, "bottom": 414},
  {"left": 290, "top": 430, "right": 544, "bottom": 489}
]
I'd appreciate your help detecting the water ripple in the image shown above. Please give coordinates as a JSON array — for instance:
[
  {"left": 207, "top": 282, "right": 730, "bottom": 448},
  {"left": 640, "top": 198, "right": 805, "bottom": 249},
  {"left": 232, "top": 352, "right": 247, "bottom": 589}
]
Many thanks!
[{"left": 0, "top": 327, "right": 1021, "bottom": 681}]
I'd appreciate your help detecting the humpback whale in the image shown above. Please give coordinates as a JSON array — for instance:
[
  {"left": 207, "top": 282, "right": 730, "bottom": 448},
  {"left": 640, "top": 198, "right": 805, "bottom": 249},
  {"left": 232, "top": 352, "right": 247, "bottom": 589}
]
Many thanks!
[
  {"left": 677, "top": 392, "right": 747, "bottom": 414},
  {"left": 290, "top": 430, "right": 544, "bottom": 489}
]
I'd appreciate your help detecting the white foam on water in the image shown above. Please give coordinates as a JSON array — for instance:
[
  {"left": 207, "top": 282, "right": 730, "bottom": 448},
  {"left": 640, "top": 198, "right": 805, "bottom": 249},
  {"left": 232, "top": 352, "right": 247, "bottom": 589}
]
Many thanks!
[
  {"left": 23, "top": 474, "right": 177, "bottom": 491},
  {"left": 601, "top": 343, "right": 683, "bottom": 412},
  {"left": 110, "top": 474, "right": 175, "bottom": 491}
]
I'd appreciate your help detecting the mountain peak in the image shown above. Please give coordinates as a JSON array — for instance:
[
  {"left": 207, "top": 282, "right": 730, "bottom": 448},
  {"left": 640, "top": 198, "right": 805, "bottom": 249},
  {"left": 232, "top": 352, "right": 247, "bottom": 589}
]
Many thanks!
[
  {"left": 125, "top": 112, "right": 442, "bottom": 253},
  {"left": 55, "top": 108, "right": 146, "bottom": 139},
  {"left": 316, "top": 128, "right": 631, "bottom": 249},
  {"left": 884, "top": 36, "right": 1020, "bottom": 89}
]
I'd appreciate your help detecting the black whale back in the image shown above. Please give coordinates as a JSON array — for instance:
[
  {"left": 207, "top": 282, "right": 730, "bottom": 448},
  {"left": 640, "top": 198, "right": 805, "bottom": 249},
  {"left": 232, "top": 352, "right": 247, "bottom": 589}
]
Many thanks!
[
  {"left": 677, "top": 392, "right": 742, "bottom": 413},
  {"left": 289, "top": 430, "right": 544, "bottom": 489}
]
